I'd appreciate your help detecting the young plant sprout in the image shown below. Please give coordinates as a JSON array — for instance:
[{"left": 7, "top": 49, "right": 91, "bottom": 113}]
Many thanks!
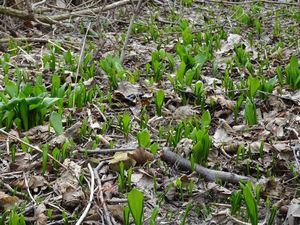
[{"left": 155, "top": 89, "right": 165, "bottom": 116}]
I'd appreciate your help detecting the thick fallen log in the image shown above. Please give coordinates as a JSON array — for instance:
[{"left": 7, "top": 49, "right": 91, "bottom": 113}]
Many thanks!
[{"left": 160, "top": 149, "right": 254, "bottom": 184}]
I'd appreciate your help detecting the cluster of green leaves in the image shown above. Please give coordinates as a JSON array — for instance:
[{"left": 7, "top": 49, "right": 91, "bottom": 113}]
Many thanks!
[
  {"left": 230, "top": 182, "right": 277, "bottom": 225},
  {"left": 118, "top": 162, "right": 133, "bottom": 193},
  {"left": 0, "top": 208, "right": 26, "bottom": 225},
  {"left": 233, "top": 5, "right": 263, "bottom": 36},
  {"left": 0, "top": 73, "right": 60, "bottom": 131},
  {"left": 168, "top": 20, "right": 227, "bottom": 104},
  {"left": 118, "top": 111, "right": 131, "bottom": 141},
  {"left": 191, "top": 111, "right": 212, "bottom": 165},
  {"left": 285, "top": 56, "right": 300, "bottom": 90},
  {"left": 100, "top": 54, "right": 126, "bottom": 90},
  {"left": 148, "top": 49, "right": 175, "bottom": 82}
]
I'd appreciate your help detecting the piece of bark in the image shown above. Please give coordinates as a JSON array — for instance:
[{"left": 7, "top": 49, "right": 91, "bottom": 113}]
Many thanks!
[{"left": 160, "top": 149, "right": 254, "bottom": 184}]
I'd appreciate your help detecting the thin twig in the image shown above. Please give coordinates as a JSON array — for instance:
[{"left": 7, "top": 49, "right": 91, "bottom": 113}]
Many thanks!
[
  {"left": 94, "top": 162, "right": 113, "bottom": 225},
  {"left": 76, "top": 163, "right": 95, "bottom": 225},
  {"left": 23, "top": 172, "right": 36, "bottom": 205},
  {"left": 0, "top": 179, "right": 28, "bottom": 198},
  {"left": 120, "top": 0, "right": 144, "bottom": 64},
  {"left": 0, "top": 128, "right": 67, "bottom": 170},
  {"left": 73, "top": 22, "right": 91, "bottom": 107}
]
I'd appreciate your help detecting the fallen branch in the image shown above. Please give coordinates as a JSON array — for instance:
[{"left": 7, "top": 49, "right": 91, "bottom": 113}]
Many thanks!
[
  {"left": 78, "top": 147, "right": 137, "bottom": 154},
  {"left": 196, "top": 0, "right": 299, "bottom": 6},
  {"left": 0, "top": 0, "right": 134, "bottom": 25},
  {"left": 160, "top": 149, "right": 254, "bottom": 184}
]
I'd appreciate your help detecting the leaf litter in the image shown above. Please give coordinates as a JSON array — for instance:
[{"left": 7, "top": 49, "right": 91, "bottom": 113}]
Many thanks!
[{"left": 0, "top": 0, "right": 299, "bottom": 224}]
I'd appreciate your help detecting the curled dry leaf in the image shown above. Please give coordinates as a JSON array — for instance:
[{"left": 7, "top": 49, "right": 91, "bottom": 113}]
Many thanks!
[
  {"left": 23, "top": 125, "right": 55, "bottom": 142},
  {"left": 223, "top": 142, "right": 243, "bottom": 154},
  {"left": 209, "top": 95, "right": 235, "bottom": 110},
  {"left": 114, "top": 81, "right": 140, "bottom": 105},
  {"left": 128, "top": 148, "right": 154, "bottom": 165},
  {"left": 249, "top": 141, "right": 273, "bottom": 154},
  {"left": 0, "top": 191, "right": 19, "bottom": 210},
  {"left": 213, "top": 127, "right": 232, "bottom": 148},
  {"left": 108, "top": 152, "right": 136, "bottom": 171},
  {"left": 131, "top": 172, "right": 154, "bottom": 193}
]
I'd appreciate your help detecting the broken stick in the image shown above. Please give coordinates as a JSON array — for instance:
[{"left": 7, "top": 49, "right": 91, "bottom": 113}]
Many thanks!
[{"left": 160, "top": 148, "right": 254, "bottom": 184}]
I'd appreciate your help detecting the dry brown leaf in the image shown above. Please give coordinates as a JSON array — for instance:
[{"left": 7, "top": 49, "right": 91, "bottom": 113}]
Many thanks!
[
  {"left": 53, "top": 159, "right": 84, "bottom": 208},
  {"left": 128, "top": 148, "right": 154, "bottom": 165},
  {"left": 0, "top": 191, "right": 19, "bottom": 210},
  {"left": 108, "top": 152, "right": 136, "bottom": 171}
]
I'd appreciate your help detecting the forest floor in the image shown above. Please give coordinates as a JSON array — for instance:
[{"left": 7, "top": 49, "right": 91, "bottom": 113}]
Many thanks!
[{"left": 0, "top": 0, "right": 300, "bottom": 224}]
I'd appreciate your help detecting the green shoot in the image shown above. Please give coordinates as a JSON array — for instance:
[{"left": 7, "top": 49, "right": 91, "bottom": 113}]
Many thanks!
[
  {"left": 123, "top": 206, "right": 130, "bottom": 225},
  {"left": 42, "top": 145, "right": 49, "bottom": 175},
  {"left": 180, "top": 201, "right": 193, "bottom": 225},
  {"left": 234, "top": 95, "right": 244, "bottom": 123},
  {"left": 150, "top": 207, "right": 159, "bottom": 225},
  {"left": 285, "top": 56, "right": 300, "bottom": 90},
  {"left": 120, "top": 112, "right": 131, "bottom": 141},
  {"left": 155, "top": 89, "right": 165, "bottom": 116},
  {"left": 50, "top": 112, "right": 63, "bottom": 135},
  {"left": 176, "top": 178, "right": 184, "bottom": 201},
  {"left": 241, "top": 182, "right": 258, "bottom": 225},
  {"left": 245, "top": 97, "right": 257, "bottom": 126},
  {"left": 118, "top": 162, "right": 126, "bottom": 193},
  {"left": 137, "top": 129, "right": 151, "bottom": 148},
  {"left": 128, "top": 188, "right": 144, "bottom": 225},
  {"left": 230, "top": 190, "right": 242, "bottom": 215}
]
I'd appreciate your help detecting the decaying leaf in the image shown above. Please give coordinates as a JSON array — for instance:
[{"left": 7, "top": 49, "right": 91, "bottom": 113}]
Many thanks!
[
  {"left": 0, "top": 191, "right": 19, "bottom": 210},
  {"left": 35, "top": 203, "right": 47, "bottom": 225},
  {"left": 128, "top": 148, "right": 154, "bottom": 165},
  {"left": 49, "top": 121, "right": 82, "bottom": 147},
  {"left": 108, "top": 152, "right": 136, "bottom": 171},
  {"left": 13, "top": 175, "right": 48, "bottom": 192},
  {"left": 259, "top": 177, "right": 285, "bottom": 198},
  {"left": 53, "top": 159, "right": 84, "bottom": 208},
  {"left": 173, "top": 105, "right": 196, "bottom": 119},
  {"left": 175, "top": 138, "right": 193, "bottom": 156}
]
